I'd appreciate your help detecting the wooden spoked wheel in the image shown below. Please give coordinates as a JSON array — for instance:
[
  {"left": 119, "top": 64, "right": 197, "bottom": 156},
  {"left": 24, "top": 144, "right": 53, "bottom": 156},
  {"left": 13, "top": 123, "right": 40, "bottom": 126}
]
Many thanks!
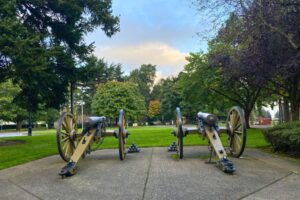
[
  {"left": 176, "top": 107, "right": 184, "bottom": 159},
  {"left": 226, "top": 106, "right": 247, "bottom": 158},
  {"left": 56, "top": 112, "right": 79, "bottom": 162},
  {"left": 118, "top": 109, "right": 126, "bottom": 160}
]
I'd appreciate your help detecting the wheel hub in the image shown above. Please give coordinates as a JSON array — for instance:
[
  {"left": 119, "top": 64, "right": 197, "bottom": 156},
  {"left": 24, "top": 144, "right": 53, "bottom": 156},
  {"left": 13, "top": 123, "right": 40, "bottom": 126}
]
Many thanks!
[{"left": 69, "top": 129, "right": 76, "bottom": 140}]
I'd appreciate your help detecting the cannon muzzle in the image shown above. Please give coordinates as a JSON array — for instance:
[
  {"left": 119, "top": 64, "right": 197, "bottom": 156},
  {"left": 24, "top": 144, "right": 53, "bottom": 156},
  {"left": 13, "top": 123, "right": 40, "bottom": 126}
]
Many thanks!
[{"left": 197, "top": 112, "right": 218, "bottom": 126}]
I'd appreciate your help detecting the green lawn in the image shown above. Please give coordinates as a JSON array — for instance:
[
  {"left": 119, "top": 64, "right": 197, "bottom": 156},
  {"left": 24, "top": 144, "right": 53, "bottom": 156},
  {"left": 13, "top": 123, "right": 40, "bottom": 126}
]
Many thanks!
[{"left": 0, "top": 126, "right": 268, "bottom": 170}]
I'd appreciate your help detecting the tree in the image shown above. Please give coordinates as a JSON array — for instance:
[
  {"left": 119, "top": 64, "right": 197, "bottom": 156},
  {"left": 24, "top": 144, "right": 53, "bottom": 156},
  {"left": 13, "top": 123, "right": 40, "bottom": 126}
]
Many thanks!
[
  {"left": 158, "top": 78, "right": 181, "bottom": 122},
  {"left": 0, "top": 80, "right": 27, "bottom": 130},
  {"left": 35, "top": 107, "right": 59, "bottom": 128},
  {"left": 78, "top": 56, "right": 124, "bottom": 114},
  {"left": 176, "top": 53, "right": 231, "bottom": 120},
  {"left": 150, "top": 84, "right": 162, "bottom": 100},
  {"left": 128, "top": 64, "right": 156, "bottom": 105},
  {"left": 92, "top": 82, "right": 146, "bottom": 122},
  {"left": 244, "top": 0, "right": 300, "bottom": 121},
  {"left": 193, "top": 0, "right": 300, "bottom": 121},
  {"left": 0, "top": 0, "right": 119, "bottom": 113},
  {"left": 148, "top": 100, "right": 160, "bottom": 118},
  {"left": 203, "top": 10, "right": 284, "bottom": 127}
]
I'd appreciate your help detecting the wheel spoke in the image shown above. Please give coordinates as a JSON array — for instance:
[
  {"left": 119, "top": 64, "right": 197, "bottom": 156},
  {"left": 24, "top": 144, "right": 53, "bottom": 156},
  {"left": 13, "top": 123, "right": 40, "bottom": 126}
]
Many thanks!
[
  {"left": 62, "top": 120, "right": 69, "bottom": 132},
  {"left": 234, "top": 130, "right": 243, "bottom": 135},
  {"left": 62, "top": 137, "right": 69, "bottom": 142},
  {"left": 233, "top": 135, "right": 241, "bottom": 152},
  {"left": 230, "top": 112, "right": 235, "bottom": 125},
  {"left": 62, "top": 140, "right": 68, "bottom": 150},
  {"left": 69, "top": 119, "right": 73, "bottom": 131},
  {"left": 66, "top": 116, "right": 72, "bottom": 131},
  {"left": 72, "top": 120, "right": 76, "bottom": 129},
  {"left": 234, "top": 122, "right": 242, "bottom": 130},
  {"left": 65, "top": 141, "right": 71, "bottom": 156},
  {"left": 236, "top": 134, "right": 242, "bottom": 142},
  {"left": 60, "top": 131, "right": 68, "bottom": 136},
  {"left": 234, "top": 115, "right": 240, "bottom": 128}
]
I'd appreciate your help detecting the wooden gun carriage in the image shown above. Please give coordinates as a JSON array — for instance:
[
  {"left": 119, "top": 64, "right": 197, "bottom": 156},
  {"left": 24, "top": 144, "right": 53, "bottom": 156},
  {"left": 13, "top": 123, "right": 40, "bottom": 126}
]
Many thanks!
[
  {"left": 172, "top": 106, "right": 247, "bottom": 173},
  {"left": 56, "top": 109, "right": 128, "bottom": 177}
]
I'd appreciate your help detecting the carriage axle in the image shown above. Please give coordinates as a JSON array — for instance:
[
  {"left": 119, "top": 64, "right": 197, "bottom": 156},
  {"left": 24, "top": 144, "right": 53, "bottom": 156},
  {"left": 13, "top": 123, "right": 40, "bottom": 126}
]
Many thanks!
[
  {"left": 172, "top": 106, "right": 247, "bottom": 174},
  {"left": 56, "top": 110, "right": 129, "bottom": 177}
]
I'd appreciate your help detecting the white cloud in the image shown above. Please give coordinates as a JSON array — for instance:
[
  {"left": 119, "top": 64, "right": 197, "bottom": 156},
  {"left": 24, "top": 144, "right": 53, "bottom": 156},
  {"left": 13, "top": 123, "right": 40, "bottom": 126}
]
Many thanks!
[{"left": 94, "top": 42, "right": 188, "bottom": 78}]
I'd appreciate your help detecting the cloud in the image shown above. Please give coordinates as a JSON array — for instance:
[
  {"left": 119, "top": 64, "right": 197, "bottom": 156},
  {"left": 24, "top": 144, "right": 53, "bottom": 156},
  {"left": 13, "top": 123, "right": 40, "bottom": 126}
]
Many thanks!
[
  {"left": 85, "top": 0, "right": 208, "bottom": 55},
  {"left": 94, "top": 42, "right": 188, "bottom": 78}
]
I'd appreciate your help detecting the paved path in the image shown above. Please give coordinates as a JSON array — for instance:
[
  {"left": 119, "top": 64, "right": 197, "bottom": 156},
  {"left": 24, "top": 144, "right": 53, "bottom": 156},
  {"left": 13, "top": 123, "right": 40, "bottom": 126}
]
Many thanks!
[
  {"left": 0, "top": 147, "right": 299, "bottom": 200},
  {"left": 0, "top": 132, "right": 27, "bottom": 138}
]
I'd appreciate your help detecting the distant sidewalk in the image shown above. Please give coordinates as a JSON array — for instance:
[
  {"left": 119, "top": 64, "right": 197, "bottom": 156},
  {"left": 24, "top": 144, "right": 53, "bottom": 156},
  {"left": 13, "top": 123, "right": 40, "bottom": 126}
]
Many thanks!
[{"left": 0, "top": 131, "right": 27, "bottom": 138}]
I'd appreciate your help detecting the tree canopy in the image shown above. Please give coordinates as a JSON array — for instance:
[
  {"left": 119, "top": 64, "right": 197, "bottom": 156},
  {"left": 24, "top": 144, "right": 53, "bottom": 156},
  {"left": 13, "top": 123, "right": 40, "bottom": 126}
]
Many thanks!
[
  {"left": 0, "top": 80, "right": 27, "bottom": 129},
  {"left": 91, "top": 81, "right": 146, "bottom": 122},
  {"left": 193, "top": 0, "right": 300, "bottom": 121},
  {"left": 0, "top": 0, "right": 119, "bottom": 112},
  {"left": 128, "top": 64, "right": 156, "bottom": 105}
]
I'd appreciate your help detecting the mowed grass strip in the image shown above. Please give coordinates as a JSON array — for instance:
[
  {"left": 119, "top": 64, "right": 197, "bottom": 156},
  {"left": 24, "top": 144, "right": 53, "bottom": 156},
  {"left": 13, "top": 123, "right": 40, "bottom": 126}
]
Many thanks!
[{"left": 0, "top": 127, "right": 268, "bottom": 170}]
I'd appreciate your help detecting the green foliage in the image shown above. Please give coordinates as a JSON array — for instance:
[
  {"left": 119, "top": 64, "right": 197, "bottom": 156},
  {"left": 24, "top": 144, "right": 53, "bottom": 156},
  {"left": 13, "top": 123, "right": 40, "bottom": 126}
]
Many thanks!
[
  {"left": 78, "top": 56, "right": 124, "bottom": 114},
  {"left": 0, "top": 0, "right": 119, "bottom": 112},
  {"left": 92, "top": 82, "right": 146, "bottom": 122},
  {"left": 128, "top": 64, "right": 156, "bottom": 105},
  {"left": 35, "top": 107, "right": 59, "bottom": 128},
  {"left": 206, "top": 13, "right": 271, "bottom": 127},
  {"left": 157, "top": 78, "right": 181, "bottom": 121},
  {"left": 194, "top": 0, "right": 300, "bottom": 121},
  {"left": 263, "top": 122, "right": 300, "bottom": 153},
  {"left": 0, "top": 80, "right": 27, "bottom": 124},
  {"left": 176, "top": 53, "right": 230, "bottom": 119}
]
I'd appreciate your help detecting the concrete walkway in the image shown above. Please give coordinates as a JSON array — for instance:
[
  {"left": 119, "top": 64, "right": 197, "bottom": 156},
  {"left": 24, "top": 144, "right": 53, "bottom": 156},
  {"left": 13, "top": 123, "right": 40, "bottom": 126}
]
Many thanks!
[{"left": 0, "top": 147, "right": 299, "bottom": 200}]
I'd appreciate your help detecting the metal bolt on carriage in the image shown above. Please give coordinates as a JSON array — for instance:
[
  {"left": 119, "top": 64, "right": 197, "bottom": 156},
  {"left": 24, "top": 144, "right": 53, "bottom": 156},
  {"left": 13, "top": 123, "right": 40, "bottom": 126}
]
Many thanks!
[
  {"left": 56, "top": 109, "right": 128, "bottom": 177},
  {"left": 172, "top": 106, "right": 247, "bottom": 173}
]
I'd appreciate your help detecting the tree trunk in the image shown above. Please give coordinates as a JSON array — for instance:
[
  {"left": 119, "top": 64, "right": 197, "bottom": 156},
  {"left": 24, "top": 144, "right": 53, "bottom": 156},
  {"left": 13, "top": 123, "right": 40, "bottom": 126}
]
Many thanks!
[
  {"left": 291, "top": 102, "right": 299, "bottom": 121},
  {"left": 70, "top": 82, "right": 74, "bottom": 114},
  {"left": 244, "top": 109, "right": 251, "bottom": 128},
  {"left": 28, "top": 112, "right": 32, "bottom": 136},
  {"left": 289, "top": 77, "right": 299, "bottom": 121},
  {"left": 278, "top": 99, "right": 283, "bottom": 122},
  {"left": 283, "top": 98, "right": 290, "bottom": 122},
  {"left": 16, "top": 121, "right": 22, "bottom": 131}
]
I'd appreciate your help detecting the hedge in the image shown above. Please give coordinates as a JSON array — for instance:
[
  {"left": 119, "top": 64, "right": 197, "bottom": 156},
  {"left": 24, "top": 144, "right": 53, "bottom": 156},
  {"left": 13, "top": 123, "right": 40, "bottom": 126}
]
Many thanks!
[{"left": 263, "top": 121, "right": 300, "bottom": 154}]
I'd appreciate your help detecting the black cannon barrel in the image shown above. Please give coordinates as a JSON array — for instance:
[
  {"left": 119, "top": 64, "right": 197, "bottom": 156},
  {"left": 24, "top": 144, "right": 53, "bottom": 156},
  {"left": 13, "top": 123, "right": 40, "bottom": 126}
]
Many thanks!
[
  {"left": 84, "top": 116, "right": 106, "bottom": 128},
  {"left": 197, "top": 112, "right": 218, "bottom": 126}
]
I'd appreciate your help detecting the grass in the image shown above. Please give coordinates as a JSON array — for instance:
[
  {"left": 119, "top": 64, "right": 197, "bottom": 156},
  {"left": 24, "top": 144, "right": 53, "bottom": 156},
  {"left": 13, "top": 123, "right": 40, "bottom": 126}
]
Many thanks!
[{"left": 0, "top": 126, "right": 268, "bottom": 170}]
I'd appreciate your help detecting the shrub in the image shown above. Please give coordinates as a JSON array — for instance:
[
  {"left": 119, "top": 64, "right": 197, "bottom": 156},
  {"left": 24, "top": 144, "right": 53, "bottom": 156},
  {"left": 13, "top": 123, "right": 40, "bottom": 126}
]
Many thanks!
[{"left": 263, "top": 121, "right": 300, "bottom": 154}]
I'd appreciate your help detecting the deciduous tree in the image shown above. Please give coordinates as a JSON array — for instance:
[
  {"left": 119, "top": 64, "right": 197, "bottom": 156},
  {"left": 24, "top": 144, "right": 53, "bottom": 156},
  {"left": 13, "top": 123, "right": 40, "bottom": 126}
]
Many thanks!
[
  {"left": 92, "top": 82, "right": 146, "bottom": 122},
  {"left": 148, "top": 100, "right": 160, "bottom": 118},
  {"left": 128, "top": 64, "right": 156, "bottom": 105}
]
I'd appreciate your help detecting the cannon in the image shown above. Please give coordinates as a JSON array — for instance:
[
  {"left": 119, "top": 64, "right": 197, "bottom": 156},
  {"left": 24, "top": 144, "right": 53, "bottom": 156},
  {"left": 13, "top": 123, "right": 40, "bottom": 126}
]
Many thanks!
[
  {"left": 56, "top": 109, "right": 128, "bottom": 177},
  {"left": 172, "top": 106, "right": 247, "bottom": 173}
]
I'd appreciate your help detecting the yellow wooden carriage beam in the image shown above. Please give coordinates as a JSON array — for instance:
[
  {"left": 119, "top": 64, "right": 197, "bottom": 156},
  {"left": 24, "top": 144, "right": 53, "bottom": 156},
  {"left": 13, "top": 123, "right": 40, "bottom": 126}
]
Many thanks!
[
  {"left": 56, "top": 109, "right": 128, "bottom": 177},
  {"left": 173, "top": 106, "right": 247, "bottom": 173}
]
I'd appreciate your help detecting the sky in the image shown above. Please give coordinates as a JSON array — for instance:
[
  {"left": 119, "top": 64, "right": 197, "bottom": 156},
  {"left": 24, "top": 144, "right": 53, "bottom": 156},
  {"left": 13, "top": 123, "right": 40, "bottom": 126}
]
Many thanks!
[{"left": 85, "top": 0, "right": 213, "bottom": 80}]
